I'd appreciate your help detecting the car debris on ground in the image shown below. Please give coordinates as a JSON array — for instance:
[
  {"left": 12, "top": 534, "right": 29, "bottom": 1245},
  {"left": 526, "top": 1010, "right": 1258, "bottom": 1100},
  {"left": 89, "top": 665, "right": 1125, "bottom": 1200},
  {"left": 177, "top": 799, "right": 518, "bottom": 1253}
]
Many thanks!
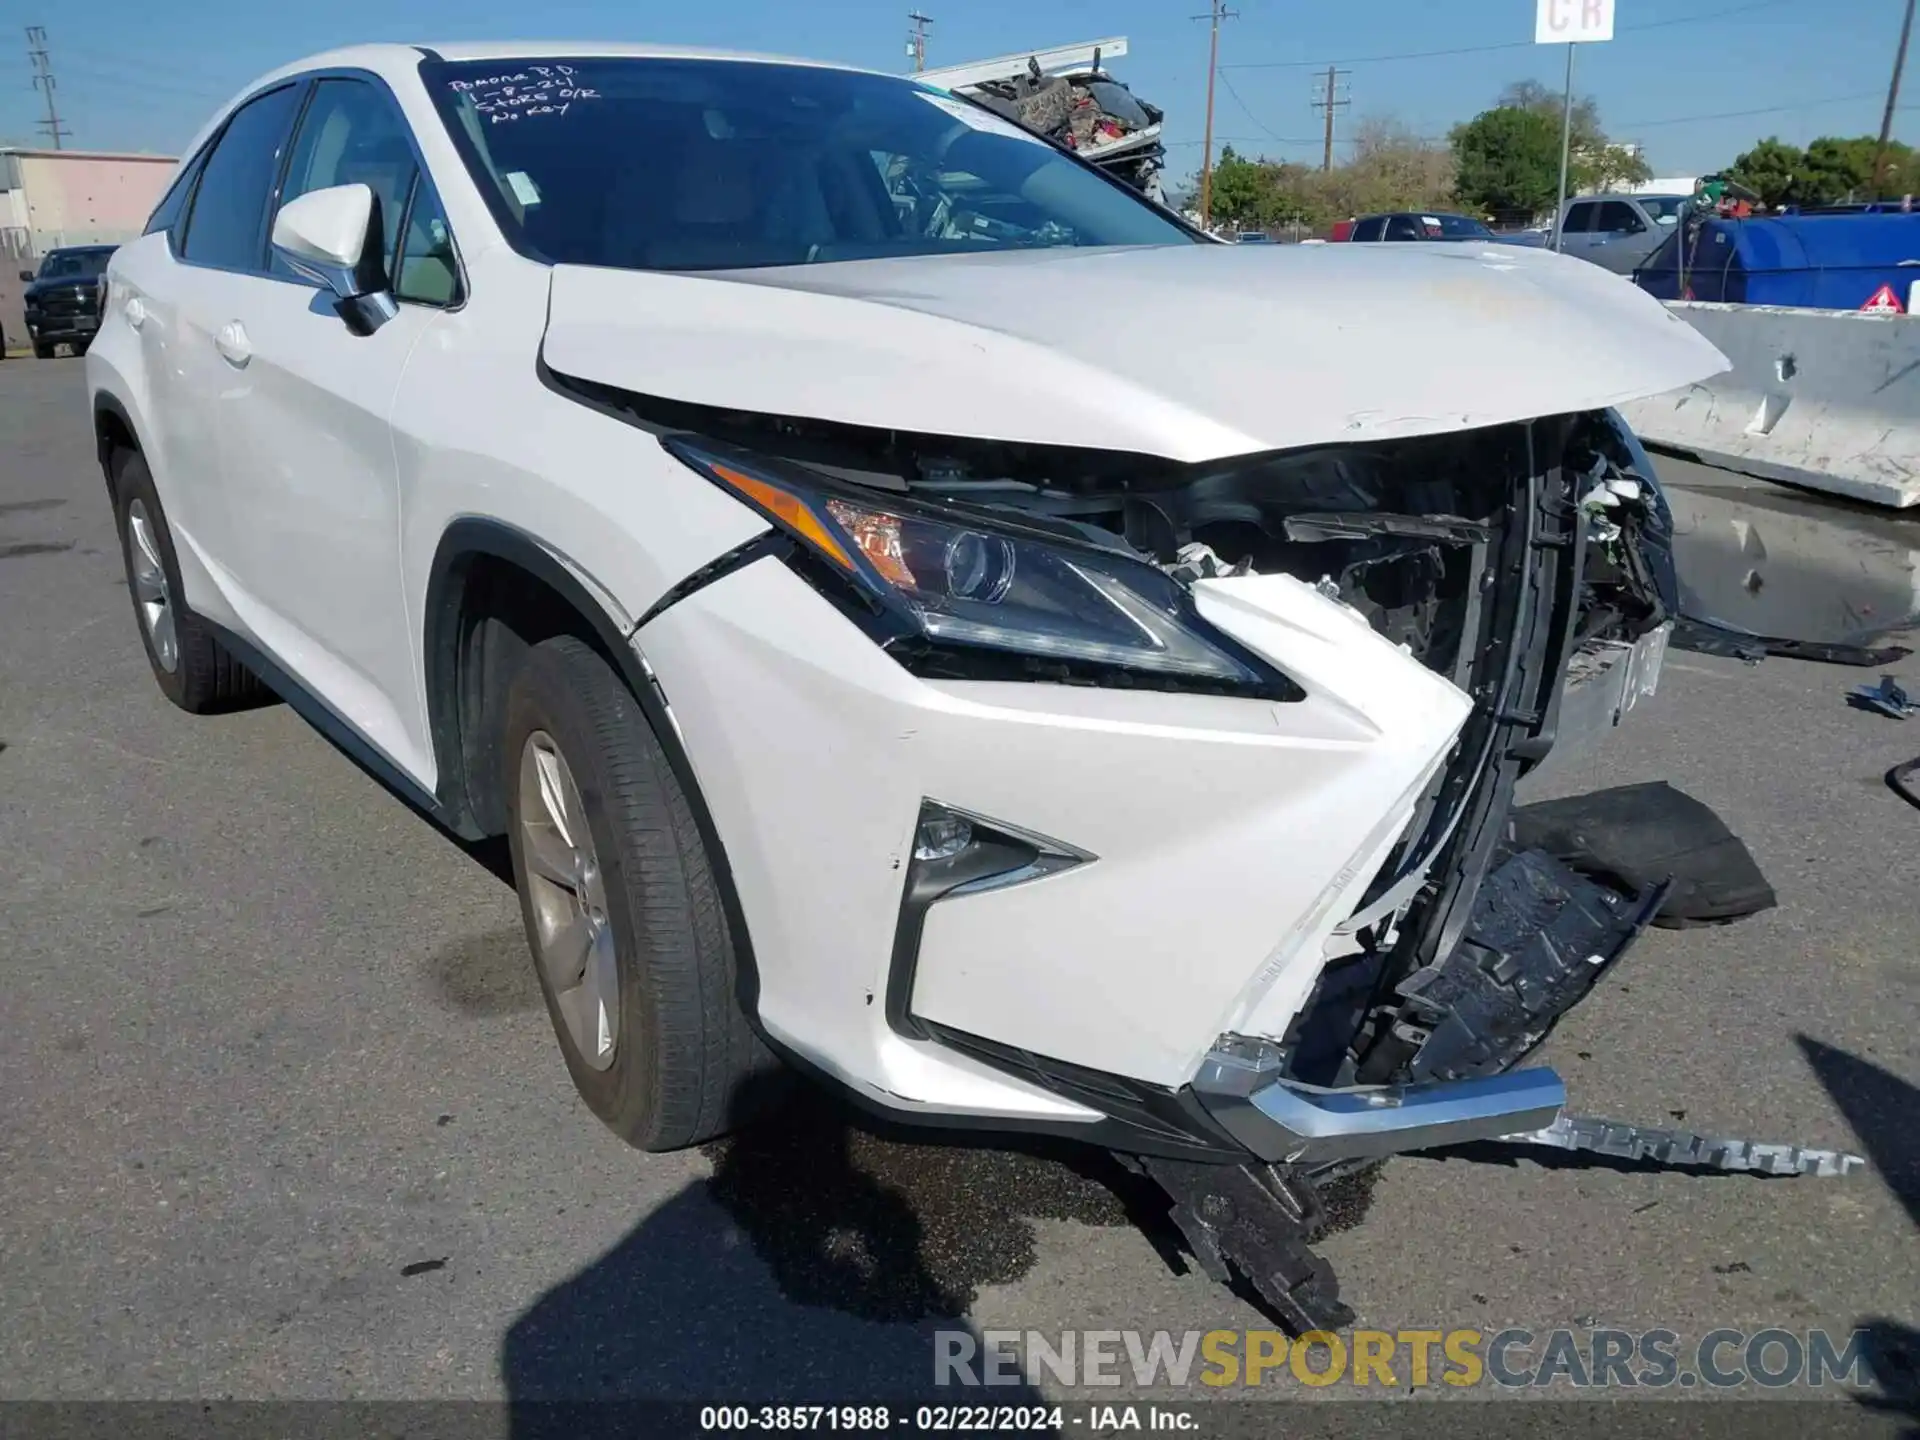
[
  {"left": 1675, "top": 616, "right": 1913, "bottom": 668},
  {"left": 1850, "top": 675, "right": 1919, "bottom": 718}
]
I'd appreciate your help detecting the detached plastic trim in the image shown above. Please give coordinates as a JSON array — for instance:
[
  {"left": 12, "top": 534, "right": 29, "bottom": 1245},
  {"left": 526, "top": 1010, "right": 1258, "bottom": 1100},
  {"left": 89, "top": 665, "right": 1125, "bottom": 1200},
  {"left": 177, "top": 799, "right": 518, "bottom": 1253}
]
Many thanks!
[{"left": 1193, "top": 1035, "right": 1567, "bottom": 1164}]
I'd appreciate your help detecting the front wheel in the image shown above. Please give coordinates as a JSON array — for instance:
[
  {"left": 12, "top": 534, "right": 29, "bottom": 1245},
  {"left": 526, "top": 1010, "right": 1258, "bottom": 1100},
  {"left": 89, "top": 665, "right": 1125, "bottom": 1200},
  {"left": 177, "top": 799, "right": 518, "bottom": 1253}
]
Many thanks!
[{"left": 501, "top": 635, "right": 777, "bottom": 1151}]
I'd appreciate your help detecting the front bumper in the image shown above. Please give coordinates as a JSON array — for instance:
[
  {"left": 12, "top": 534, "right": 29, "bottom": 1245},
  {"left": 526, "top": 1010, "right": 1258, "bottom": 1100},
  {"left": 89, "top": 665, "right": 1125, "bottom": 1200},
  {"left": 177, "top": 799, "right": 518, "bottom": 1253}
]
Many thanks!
[
  {"left": 636, "top": 553, "right": 1477, "bottom": 1128},
  {"left": 1194, "top": 1038, "right": 1567, "bottom": 1164},
  {"left": 24, "top": 313, "right": 99, "bottom": 344}
]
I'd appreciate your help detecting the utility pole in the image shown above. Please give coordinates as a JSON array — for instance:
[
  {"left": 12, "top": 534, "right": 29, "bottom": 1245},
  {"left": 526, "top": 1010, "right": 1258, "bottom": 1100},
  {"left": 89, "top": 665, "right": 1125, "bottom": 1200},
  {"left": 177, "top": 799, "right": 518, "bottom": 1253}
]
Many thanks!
[
  {"left": 1871, "top": 0, "right": 1916, "bottom": 195},
  {"left": 1194, "top": 0, "right": 1236, "bottom": 230},
  {"left": 1552, "top": 43, "right": 1575, "bottom": 251},
  {"left": 1311, "top": 65, "right": 1350, "bottom": 173},
  {"left": 26, "top": 27, "right": 69, "bottom": 151},
  {"left": 906, "top": 11, "right": 933, "bottom": 74}
]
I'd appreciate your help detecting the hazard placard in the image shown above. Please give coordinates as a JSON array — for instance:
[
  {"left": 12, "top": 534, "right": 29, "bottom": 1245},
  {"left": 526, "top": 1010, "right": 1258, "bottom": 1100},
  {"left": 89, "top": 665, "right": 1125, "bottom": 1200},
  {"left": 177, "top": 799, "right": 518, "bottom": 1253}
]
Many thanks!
[{"left": 1860, "top": 284, "right": 1906, "bottom": 314}]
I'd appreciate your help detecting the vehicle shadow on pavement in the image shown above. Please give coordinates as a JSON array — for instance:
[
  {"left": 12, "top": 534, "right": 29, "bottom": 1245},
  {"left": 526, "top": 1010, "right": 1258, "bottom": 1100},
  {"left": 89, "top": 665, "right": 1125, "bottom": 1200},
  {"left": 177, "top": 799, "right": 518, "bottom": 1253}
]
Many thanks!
[
  {"left": 1795, "top": 1036, "right": 1920, "bottom": 1428},
  {"left": 1853, "top": 1319, "right": 1920, "bottom": 1432},
  {"left": 499, "top": 1078, "right": 1170, "bottom": 1424},
  {"left": 1796, "top": 1035, "right": 1919, "bottom": 1230}
]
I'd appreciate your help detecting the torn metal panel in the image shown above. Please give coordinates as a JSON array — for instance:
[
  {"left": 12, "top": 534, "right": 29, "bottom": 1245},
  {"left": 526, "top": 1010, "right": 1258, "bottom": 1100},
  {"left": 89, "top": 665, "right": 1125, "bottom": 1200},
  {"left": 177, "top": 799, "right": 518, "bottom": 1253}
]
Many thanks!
[
  {"left": 1542, "top": 622, "right": 1671, "bottom": 763},
  {"left": 1499, "top": 1113, "right": 1867, "bottom": 1178}
]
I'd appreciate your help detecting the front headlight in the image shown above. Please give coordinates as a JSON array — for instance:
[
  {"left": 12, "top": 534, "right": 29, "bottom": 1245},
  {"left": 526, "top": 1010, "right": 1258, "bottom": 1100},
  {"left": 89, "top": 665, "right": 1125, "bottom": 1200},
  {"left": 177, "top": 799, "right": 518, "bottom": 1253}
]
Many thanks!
[{"left": 664, "top": 435, "right": 1297, "bottom": 699}]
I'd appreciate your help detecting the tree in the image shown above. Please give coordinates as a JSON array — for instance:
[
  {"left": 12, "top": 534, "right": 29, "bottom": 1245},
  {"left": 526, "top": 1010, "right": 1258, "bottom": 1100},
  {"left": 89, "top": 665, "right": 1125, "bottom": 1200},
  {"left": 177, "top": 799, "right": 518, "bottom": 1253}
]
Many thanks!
[
  {"left": 1183, "top": 114, "right": 1462, "bottom": 235},
  {"left": 1450, "top": 106, "right": 1564, "bottom": 219},
  {"left": 1728, "top": 137, "right": 1802, "bottom": 207},
  {"left": 1727, "top": 134, "right": 1920, "bottom": 206},
  {"left": 1481, "top": 79, "right": 1648, "bottom": 200},
  {"left": 1498, "top": 79, "right": 1605, "bottom": 152},
  {"left": 1206, "top": 146, "right": 1271, "bottom": 227},
  {"left": 1582, "top": 143, "right": 1652, "bottom": 192}
]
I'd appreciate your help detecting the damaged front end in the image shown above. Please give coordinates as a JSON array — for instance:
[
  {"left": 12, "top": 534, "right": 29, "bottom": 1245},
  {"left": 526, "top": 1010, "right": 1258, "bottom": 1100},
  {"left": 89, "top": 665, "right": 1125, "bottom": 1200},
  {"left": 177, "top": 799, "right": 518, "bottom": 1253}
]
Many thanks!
[{"left": 590, "top": 378, "right": 1861, "bottom": 1328}]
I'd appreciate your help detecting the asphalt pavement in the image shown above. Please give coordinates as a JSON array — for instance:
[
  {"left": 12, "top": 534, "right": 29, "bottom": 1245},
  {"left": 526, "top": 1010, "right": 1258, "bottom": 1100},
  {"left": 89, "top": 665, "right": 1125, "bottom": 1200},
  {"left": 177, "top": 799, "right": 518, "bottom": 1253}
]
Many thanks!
[{"left": 1, "top": 355, "right": 1915, "bottom": 1417}]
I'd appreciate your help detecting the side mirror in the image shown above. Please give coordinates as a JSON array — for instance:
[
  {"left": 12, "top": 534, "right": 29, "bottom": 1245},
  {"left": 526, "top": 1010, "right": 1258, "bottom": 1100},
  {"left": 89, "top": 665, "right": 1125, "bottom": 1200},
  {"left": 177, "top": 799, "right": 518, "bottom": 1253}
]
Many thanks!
[
  {"left": 271, "top": 183, "right": 397, "bottom": 335},
  {"left": 17, "top": 270, "right": 32, "bottom": 282}
]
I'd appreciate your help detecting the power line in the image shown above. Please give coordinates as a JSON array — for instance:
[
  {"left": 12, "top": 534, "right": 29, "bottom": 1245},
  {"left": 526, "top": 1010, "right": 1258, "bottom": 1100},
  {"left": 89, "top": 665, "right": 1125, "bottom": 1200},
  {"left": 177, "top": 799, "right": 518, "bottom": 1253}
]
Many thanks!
[
  {"left": 1617, "top": 90, "right": 1891, "bottom": 127},
  {"left": 1197, "top": 85, "right": 1910, "bottom": 162},
  {"left": 25, "top": 25, "right": 70, "bottom": 150},
  {"left": 1216, "top": 68, "right": 1319, "bottom": 143},
  {"left": 1219, "top": 0, "right": 1793, "bottom": 71},
  {"left": 56, "top": 52, "right": 235, "bottom": 97}
]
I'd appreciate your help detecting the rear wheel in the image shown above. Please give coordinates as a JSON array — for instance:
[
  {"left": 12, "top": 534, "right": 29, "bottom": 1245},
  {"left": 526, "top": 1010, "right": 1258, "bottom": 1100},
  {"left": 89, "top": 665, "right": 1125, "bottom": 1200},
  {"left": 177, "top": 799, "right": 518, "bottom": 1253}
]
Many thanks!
[
  {"left": 502, "top": 635, "right": 776, "bottom": 1151},
  {"left": 33, "top": 340, "right": 54, "bottom": 360},
  {"left": 110, "top": 450, "right": 266, "bottom": 712}
]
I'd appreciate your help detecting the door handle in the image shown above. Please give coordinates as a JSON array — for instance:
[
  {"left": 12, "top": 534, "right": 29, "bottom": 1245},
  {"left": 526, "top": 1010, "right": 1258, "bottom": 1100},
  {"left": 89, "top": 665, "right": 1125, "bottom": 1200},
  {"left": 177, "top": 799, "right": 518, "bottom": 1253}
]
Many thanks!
[
  {"left": 125, "top": 296, "right": 146, "bottom": 330},
  {"left": 214, "top": 320, "right": 252, "bottom": 368}
]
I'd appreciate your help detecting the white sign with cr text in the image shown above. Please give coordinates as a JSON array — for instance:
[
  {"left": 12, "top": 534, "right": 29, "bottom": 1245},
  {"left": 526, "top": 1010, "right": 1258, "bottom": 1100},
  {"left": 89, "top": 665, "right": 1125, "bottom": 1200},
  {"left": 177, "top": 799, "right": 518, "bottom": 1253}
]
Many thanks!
[{"left": 1536, "top": 0, "right": 1616, "bottom": 43}]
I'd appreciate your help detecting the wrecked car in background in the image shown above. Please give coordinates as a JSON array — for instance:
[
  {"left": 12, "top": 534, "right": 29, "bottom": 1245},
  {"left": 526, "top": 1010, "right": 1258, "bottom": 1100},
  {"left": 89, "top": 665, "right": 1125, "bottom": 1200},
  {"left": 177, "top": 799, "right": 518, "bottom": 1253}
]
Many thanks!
[
  {"left": 90, "top": 43, "right": 1864, "bottom": 1335},
  {"left": 920, "top": 38, "right": 1167, "bottom": 202}
]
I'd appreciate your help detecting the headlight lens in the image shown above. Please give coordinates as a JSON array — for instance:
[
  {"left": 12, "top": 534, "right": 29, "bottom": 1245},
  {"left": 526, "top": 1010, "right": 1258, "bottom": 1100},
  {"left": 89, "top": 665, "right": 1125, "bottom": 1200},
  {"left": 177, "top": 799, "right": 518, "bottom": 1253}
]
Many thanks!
[{"left": 665, "top": 435, "right": 1291, "bottom": 695}]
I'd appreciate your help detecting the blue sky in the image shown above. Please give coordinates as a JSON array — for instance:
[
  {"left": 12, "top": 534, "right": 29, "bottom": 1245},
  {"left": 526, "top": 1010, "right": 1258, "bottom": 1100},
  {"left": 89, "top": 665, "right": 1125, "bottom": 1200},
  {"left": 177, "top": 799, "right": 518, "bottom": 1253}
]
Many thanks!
[{"left": 4, "top": 0, "right": 1913, "bottom": 179}]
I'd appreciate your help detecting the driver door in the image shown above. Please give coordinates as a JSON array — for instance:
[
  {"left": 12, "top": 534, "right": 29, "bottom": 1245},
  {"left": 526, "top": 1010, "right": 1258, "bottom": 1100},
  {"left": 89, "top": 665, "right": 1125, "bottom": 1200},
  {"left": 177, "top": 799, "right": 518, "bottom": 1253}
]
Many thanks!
[{"left": 211, "top": 76, "right": 460, "bottom": 782}]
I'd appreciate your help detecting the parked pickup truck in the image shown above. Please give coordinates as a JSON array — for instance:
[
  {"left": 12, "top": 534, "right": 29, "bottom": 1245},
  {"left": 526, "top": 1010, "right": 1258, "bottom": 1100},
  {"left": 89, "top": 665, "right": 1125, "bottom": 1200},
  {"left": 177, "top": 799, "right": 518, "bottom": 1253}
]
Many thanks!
[
  {"left": 21, "top": 244, "right": 116, "bottom": 358},
  {"left": 1553, "top": 193, "right": 1689, "bottom": 274}
]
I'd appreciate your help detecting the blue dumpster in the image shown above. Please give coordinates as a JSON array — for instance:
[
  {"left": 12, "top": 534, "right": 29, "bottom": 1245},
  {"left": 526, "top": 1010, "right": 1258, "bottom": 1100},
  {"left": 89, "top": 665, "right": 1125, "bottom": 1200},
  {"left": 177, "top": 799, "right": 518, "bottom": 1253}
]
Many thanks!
[{"left": 1634, "top": 211, "right": 1920, "bottom": 310}]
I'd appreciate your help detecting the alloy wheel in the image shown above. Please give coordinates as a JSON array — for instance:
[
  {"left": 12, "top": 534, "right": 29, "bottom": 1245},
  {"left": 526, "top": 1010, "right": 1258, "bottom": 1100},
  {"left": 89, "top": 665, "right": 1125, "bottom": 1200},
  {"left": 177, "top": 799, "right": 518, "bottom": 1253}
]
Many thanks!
[
  {"left": 518, "top": 730, "right": 620, "bottom": 1070},
  {"left": 126, "top": 498, "right": 178, "bottom": 673}
]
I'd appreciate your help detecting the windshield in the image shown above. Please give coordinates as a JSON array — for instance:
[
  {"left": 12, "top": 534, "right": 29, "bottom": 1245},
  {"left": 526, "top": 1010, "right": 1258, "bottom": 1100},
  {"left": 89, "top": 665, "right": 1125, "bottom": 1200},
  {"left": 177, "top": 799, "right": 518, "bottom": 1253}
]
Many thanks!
[
  {"left": 37, "top": 249, "right": 112, "bottom": 280},
  {"left": 1638, "top": 196, "right": 1686, "bottom": 224},
  {"left": 1431, "top": 214, "right": 1493, "bottom": 238},
  {"left": 421, "top": 57, "right": 1194, "bottom": 271}
]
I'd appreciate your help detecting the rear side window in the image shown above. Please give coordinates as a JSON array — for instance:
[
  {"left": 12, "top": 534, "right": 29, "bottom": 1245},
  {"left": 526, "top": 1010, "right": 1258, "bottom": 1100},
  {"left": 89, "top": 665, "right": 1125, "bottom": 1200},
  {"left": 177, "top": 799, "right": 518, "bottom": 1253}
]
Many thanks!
[
  {"left": 181, "top": 84, "right": 303, "bottom": 271},
  {"left": 273, "top": 78, "right": 417, "bottom": 282}
]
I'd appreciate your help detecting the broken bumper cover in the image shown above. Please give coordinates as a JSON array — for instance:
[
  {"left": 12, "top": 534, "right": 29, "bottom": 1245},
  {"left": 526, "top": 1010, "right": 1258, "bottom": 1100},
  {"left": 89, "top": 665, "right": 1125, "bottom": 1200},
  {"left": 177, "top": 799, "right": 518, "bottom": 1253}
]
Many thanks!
[
  {"left": 1194, "top": 1037, "right": 1566, "bottom": 1165},
  {"left": 1191, "top": 1041, "right": 1865, "bottom": 1176}
]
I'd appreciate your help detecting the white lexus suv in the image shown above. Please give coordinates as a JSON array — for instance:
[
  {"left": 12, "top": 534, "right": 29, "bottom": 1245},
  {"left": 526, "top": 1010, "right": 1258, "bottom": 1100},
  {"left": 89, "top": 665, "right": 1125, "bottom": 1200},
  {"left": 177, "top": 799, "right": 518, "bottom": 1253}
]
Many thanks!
[{"left": 90, "top": 42, "right": 1773, "bottom": 1323}]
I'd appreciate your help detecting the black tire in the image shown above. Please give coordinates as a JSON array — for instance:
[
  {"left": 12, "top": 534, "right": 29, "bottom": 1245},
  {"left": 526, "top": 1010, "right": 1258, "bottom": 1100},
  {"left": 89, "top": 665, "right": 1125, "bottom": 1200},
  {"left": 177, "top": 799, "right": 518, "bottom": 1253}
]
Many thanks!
[
  {"left": 34, "top": 341, "right": 55, "bottom": 360},
  {"left": 502, "top": 635, "right": 776, "bottom": 1151},
  {"left": 109, "top": 449, "right": 268, "bottom": 713}
]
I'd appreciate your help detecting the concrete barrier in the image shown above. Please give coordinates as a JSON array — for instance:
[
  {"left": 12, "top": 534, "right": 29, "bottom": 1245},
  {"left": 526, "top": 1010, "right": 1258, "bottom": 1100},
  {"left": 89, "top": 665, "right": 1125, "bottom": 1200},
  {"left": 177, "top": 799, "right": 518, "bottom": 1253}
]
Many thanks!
[{"left": 1620, "top": 301, "right": 1920, "bottom": 510}]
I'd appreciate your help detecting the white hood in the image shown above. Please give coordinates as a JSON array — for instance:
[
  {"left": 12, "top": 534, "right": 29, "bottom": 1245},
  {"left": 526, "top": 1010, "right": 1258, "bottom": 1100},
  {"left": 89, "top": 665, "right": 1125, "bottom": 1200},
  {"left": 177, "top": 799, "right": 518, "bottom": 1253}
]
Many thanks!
[{"left": 543, "top": 242, "right": 1729, "bottom": 462}]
